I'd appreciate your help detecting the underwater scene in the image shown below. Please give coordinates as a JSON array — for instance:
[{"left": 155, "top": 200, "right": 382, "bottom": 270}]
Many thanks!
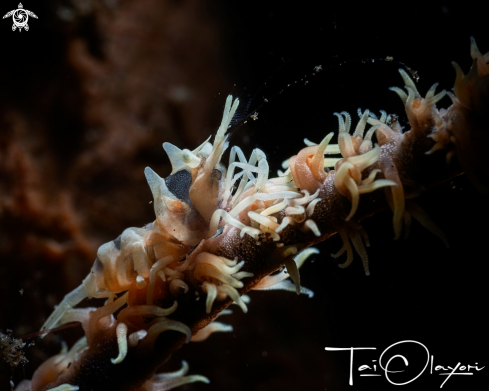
[{"left": 0, "top": 2, "right": 486, "bottom": 391}]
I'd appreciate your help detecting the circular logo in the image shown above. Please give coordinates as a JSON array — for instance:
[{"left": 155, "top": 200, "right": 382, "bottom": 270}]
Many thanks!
[{"left": 12, "top": 9, "right": 28, "bottom": 28}]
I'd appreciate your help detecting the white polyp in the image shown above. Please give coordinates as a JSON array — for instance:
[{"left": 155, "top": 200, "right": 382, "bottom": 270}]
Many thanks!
[
  {"left": 344, "top": 175, "right": 360, "bottom": 221},
  {"left": 208, "top": 209, "right": 241, "bottom": 236},
  {"left": 232, "top": 271, "right": 254, "bottom": 280},
  {"left": 432, "top": 109, "right": 444, "bottom": 128},
  {"left": 164, "top": 268, "right": 183, "bottom": 281},
  {"left": 470, "top": 36, "right": 480, "bottom": 58},
  {"left": 341, "top": 111, "right": 352, "bottom": 131},
  {"left": 223, "top": 161, "right": 266, "bottom": 200},
  {"left": 147, "top": 256, "right": 174, "bottom": 305},
  {"left": 275, "top": 216, "right": 292, "bottom": 233},
  {"left": 363, "top": 124, "right": 380, "bottom": 142},
  {"left": 59, "top": 341, "right": 68, "bottom": 355},
  {"left": 306, "top": 198, "right": 321, "bottom": 217},
  {"left": 303, "top": 138, "right": 341, "bottom": 154},
  {"left": 314, "top": 132, "right": 335, "bottom": 173},
  {"left": 358, "top": 141, "right": 373, "bottom": 155},
  {"left": 304, "top": 219, "right": 321, "bottom": 237},
  {"left": 425, "top": 90, "right": 447, "bottom": 107},
  {"left": 254, "top": 248, "right": 317, "bottom": 293},
  {"left": 136, "top": 275, "right": 147, "bottom": 289},
  {"left": 229, "top": 191, "right": 301, "bottom": 218},
  {"left": 145, "top": 319, "right": 192, "bottom": 344},
  {"left": 148, "top": 375, "right": 210, "bottom": 390},
  {"left": 367, "top": 111, "right": 378, "bottom": 119},
  {"left": 253, "top": 149, "right": 270, "bottom": 192},
  {"left": 195, "top": 253, "right": 245, "bottom": 275},
  {"left": 230, "top": 176, "right": 256, "bottom": 207},
  {"left": 354, "top": 109, "right": 370, "bottom": 138},
  {"left": 292, "top": 190, "right": 310, "bottom": 205},
  {"left": 46, "top": 385, "right": 79, "bottom": 391},
  {"left": 111, "top": 323, "right": 128, "bottom": 364},
  {"left": 398, "top": 69, "right": 419, "bottom": 94},
  {"left": 271, "top": 231, "right": 281, "bottom": 241},
  {"left": 294, "top": 247, "right": 320, "bottom": 268},
  {"left": 348, "top": 144, "right": 381, "bottom": 171},
  {"left": 228, "top": 145, "right": 247, "bottom": 169},
  {"left": 358, "top": 179, "right": 397, "bottom": 194},
  {"left": 191, "top": 321, "right": 233, "bottom": 342},
  {"left": 152, "top": 361, "right": 190, "bottom": 381},
  {"left": 253, "top": 269, "right": 288, "bottom": 290},
  {"left": 261, "top": 199, "right": 288, "bottom": 216},
  {"left": 425, "top": 83, "right": 439, "bottom": 100},
  {"left": 202, "top": 281, "right": 217, "bottom": 314},
  {"left": 333, "top": 112, "right": 346, "bottom": 133},
  {"left": 128, "top": 330, "right": 147, "bottom": 347},
  {"left": 405, "top": 86, "right": 417, "bottom": 110},
  {"left": 389, "top": 86, "right": 408, "bottom": 104},
  {"left": 258, "top": 280, "right": 315, "bottom": 298},
  {"left": 240, "top": 226, "right": 262, "bottom": 239},
  {"left": 283, "top": 246, "right": 298, "bottom": 257},
  {"left": 285, "top": 206, "right": 305, "bottom": 215},
  {"left": 169, "top": 279, "right": 189, "bottom": 295},
  {"left": 220, "top": 256, "right": 238, "bottom": 267},
  {"left": 226, "top": 156, "right": 260, "bottom": 179},
  {"left": 248, "top": 211, "right": 279, "bottom": 231},
  {"left": 308, "top": 188, "right": 320, "bottom": 200},
  {"left": 283, "top": 257, "right": 301, "bottom": 294},
  {"left": 181, "top": 149, "right": 201, "bottom": 168},
  {"left": 379, "top": 110, "right": 387, "bottom": 123},
  {"left": 361, "top": 169, "right": 381, "bottom": 185},
  {"left": 217, "top": 284, "right": 248, "bottom": 313}
]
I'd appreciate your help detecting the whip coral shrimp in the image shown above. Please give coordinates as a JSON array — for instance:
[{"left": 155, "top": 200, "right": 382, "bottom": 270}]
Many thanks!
[{"left": 30, "top": 92, "right": 313, "bottom": 391}]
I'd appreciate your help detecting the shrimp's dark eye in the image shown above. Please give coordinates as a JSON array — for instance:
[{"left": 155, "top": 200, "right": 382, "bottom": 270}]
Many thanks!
[
  {"left": 165, "top": 169, "right": 192, "bottom": 204},
  {"left": 211, "top": 168, "right": 223, "bottom": 181}
]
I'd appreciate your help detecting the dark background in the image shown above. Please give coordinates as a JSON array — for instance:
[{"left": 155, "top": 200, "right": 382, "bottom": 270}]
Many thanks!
[{"left": 0, "top": 1, "right": 487, "bottom": 390}]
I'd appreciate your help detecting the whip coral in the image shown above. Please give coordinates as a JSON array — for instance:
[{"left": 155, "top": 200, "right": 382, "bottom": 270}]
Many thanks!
[{"left": 10, "top": 37, "right": 488, "bottom": 391}]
